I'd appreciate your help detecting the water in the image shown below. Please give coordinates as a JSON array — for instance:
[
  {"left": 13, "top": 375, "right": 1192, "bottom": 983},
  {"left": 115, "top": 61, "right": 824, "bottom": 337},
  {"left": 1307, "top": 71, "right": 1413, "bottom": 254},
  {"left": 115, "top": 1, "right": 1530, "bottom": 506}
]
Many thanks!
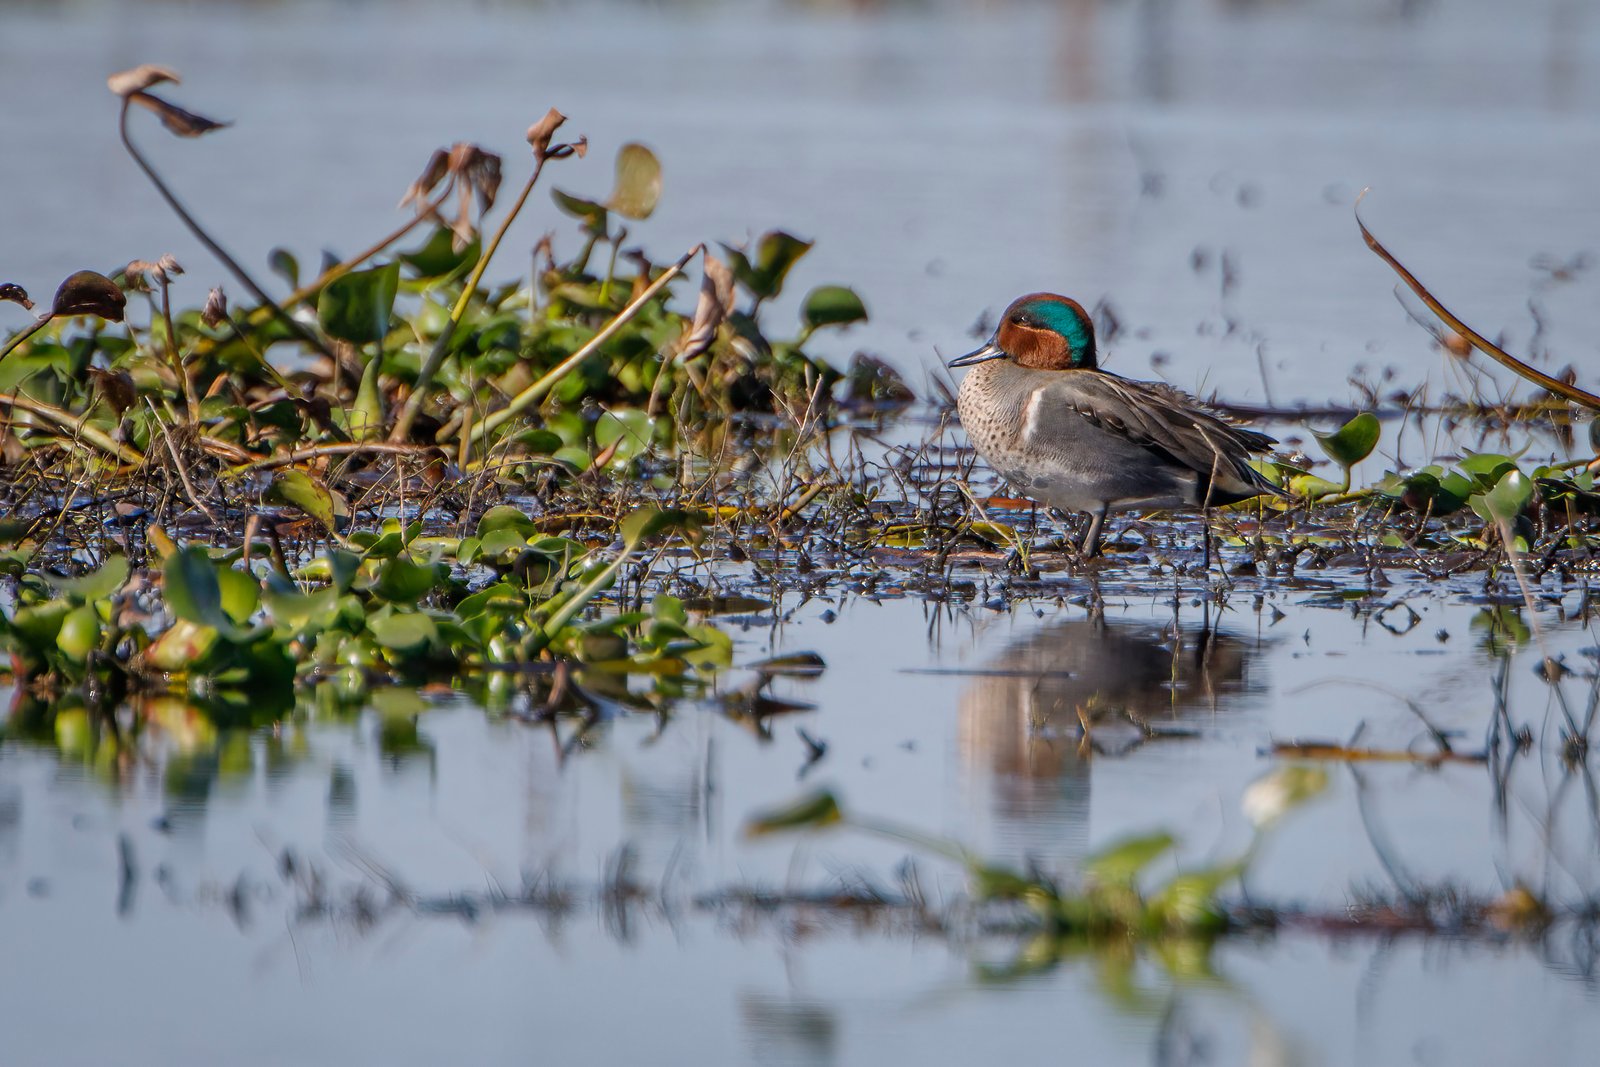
[{"left": 6, "top": 0, "right": 1600, "bottom": 1063}]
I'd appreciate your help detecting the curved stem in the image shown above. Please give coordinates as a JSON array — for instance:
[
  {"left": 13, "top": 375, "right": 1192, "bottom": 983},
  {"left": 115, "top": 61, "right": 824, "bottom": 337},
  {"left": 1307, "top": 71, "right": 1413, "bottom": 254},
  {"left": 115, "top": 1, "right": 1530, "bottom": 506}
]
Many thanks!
[
  {"left": 1356, "top": 189, "right": 1600, "bottom": 411},
  {"left": 118, "top": 96, "right": 335, "bottom": 363},
  {"left": 0, "top": 314, "right": 53, "bottom": 365}
]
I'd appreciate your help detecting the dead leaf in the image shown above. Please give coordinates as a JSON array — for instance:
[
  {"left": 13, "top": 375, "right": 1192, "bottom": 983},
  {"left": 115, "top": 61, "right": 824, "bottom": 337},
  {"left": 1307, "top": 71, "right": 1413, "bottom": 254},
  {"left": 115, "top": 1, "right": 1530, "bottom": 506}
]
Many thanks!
[
  {"left": 129, "top": 91, "right": 230, "bottom": 138},
  {"left": 107, "top": 64, "right": 180, "bottom": 97},
  {"left": 201, "top": 287, "right": 228, "bottom": 327},
  {"left": 399, "top": 148, "right": 451, "bottom": 211},
  {"left": 680, "top": 253, "right": 733, "bottom": 360},
  {"left": 526, "top": 108, "right": 567, "bottom": 157},
  {"left": 52, "top": 271, "right": 127, "bottom": 321},
  {"left": 0, "top": 284, "right": 32, "bottom": 311}
]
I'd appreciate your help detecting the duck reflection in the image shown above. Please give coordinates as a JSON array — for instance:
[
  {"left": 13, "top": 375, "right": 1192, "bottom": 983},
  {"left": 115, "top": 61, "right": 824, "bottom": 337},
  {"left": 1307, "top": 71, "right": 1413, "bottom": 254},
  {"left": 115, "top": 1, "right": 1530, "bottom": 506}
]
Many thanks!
[{"left": 957, "top": 615, "right": 1265, "bottom": 866}]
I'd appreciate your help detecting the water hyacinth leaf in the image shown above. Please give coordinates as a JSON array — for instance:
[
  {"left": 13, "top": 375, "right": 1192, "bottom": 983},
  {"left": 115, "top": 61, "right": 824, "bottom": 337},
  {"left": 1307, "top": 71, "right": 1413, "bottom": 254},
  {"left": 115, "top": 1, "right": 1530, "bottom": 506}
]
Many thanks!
[
  {"left": 52, "top": 271, "right": 126, "bottom": 322},
  {"left": 605, "top": 143, "right": 661, "bottom": 220},
  {"left": 267, "top": 248, "right": 300, "bottom": 289},
  {"left": 216, "top": 567, "right": 260, "bottom": 626},
  {"left": 318, "top": 262, "right": 399, "bottom": 344},
  {"left": 800, "top": 286, "right": 868, "bottom": 331},
  {"left": 44, "top": 554, "right": 130, "bottom": 602},
  {"left": 55, "top": 605, "right": 102, "bottom": 664},
  {"left": 1459, "top": 451, "right": 1519, "bottom": 486},
  {"left": 349, "top": 355, "right": 384, "bottom": 441},
  {"left": 262, "top": 579, "right": 340, "bottom": 631},
  {"left": 372, "top": 557, "right": 448, "bottom": 603},
  {"left": 744, "top": 789, "right": 843, "bottom": 837},
  {"left": 8, "top": 600, "right": 71, "bottom": 651},
  {"left": 723, "top": 231, "right": 813, "bottom": 302},
  {"left": 400, "top": 226, "right": 480, "bottom": 279},
  {"left": 477, "top": 528, "right": 530, "bottom": 560},
  {"left": 594, "top": 409, "right": 654, "bottom": 464},
  {"left": 1083, "top": 831, "right": 1176, "bottom": 887},
  {"left": 476, "top": 505, "right": 536, "bottom": 539},
  {"left": 1472, "top": 468, "right": 1535, "bottom": 525},
  {"left": 1313, "top": 412, "right": 1379, "bottom": 469},
  {"left": 368, "top": 610, "right": 439, "bottom": 652},
  {"left": 552, "top": 189, "right": 608, "bottom": 235},
  {"left": 164, "top": 545, "right": 253, "bottom": 642},
  {"left": 267, "top": 470, "right": 342, "bottom": 532},
  {"left": 620, "top": 507, "right": 705, "bottom": 550}
]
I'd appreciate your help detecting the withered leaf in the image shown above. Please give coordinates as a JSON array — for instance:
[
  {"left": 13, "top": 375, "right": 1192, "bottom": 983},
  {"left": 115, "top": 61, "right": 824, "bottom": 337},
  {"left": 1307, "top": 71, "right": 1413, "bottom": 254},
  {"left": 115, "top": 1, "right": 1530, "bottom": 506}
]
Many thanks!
[
  {"left": 201, "top": 287, "right": 228, "bottom": 327},
  {"left": 107, "top": 64, "right": 180, "bottom": 98},
  {"left": 400, "top": 148, "right": 451, "bottom": 211},
  {"left": 52, "top": 271, "right": 127, "bottom": 321},
  {"left": 87, "top": 368, "right": 137, "bottom": 416},
  {"left": 680, "top": 253, "right": 733, "bottom": 360},
  {"left": 129, "top": 91, "right": 230, "bottom": 138},
  {"left": 0, "top": 283, "right": 32, "bottom": 310},
  {"left": 525, "top": 108, "right": 567, "bottom": 157}
]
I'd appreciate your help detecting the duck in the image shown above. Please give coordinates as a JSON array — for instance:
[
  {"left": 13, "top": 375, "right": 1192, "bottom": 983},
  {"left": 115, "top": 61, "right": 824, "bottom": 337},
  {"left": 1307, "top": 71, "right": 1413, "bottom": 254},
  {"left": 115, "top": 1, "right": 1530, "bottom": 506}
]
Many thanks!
[{"left": 948, "top": 292, "right": 1282, "bottom": 557}]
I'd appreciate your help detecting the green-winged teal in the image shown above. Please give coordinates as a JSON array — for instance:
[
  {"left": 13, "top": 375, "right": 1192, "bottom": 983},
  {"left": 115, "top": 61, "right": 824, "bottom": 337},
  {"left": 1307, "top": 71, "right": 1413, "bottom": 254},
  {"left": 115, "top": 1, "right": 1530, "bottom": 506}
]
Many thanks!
[{"left": 949, "top": 292, "right": 1281, "bottom": 556}]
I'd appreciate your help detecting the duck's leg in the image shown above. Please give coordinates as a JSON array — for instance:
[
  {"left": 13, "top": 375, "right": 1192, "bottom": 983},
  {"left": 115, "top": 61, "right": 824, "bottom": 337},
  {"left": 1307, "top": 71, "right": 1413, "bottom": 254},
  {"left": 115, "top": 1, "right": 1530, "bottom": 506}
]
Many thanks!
[
  {"left": 1080, "top": 503, "right": 1110, "bottom": 558},
  {"left": 1201, "top": 507, "right": 1214, "bottom": 569}
]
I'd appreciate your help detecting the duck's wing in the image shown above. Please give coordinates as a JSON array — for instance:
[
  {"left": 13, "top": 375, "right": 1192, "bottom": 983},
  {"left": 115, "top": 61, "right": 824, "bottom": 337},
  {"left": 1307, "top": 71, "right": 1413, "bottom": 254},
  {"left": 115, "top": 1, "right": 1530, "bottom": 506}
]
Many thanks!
[{"left": 1040, "top": 372, "right": 1283, "bottom": 502}]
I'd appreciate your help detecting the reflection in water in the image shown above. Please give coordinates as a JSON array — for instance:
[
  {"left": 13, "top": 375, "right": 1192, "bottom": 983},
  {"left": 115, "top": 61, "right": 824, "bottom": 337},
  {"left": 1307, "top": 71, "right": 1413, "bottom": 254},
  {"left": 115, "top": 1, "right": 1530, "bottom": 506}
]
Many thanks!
[
  {"left": 958, "top": 614, "right": 1264, "bottom": 865},
  {"left": 741, "top": 993, "right": 838, "bottom": 1067}
]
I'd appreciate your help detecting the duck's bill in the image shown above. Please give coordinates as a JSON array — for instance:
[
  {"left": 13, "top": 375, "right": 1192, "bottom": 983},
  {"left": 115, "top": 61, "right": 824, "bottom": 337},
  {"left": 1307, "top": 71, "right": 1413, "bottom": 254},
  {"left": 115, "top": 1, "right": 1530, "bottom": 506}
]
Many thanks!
[{"left": 947, "top": 340, "right": 1006, "bottom": 367}]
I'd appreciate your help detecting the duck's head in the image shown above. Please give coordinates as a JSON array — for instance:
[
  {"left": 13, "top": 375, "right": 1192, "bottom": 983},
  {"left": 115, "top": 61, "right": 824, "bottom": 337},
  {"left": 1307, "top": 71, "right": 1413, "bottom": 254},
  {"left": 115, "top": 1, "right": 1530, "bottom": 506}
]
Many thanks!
[{"left": 948, "top": 293, "right": 1097, "bottom": 371}]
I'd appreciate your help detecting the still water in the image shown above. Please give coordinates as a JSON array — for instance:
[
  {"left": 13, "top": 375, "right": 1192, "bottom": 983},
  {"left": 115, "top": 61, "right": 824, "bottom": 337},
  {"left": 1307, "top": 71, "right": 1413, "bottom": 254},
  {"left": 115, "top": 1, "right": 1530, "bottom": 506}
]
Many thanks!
[{"left": 6, "top": 0, "right": 1600, "bottom": 1064}]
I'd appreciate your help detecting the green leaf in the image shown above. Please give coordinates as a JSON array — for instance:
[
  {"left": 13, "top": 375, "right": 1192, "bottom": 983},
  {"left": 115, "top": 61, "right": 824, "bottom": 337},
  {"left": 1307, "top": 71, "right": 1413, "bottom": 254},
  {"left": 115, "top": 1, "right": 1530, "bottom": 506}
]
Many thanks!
[
  {"left": 620, "top": 507, "right": 705, "bottom": 550},
  {"left": 605, "top": 143, "right": 662, "bottom": 220},
  {"left": 44, "top": 554, "right": 130, "bottom": 602},
  {"left": 368, "top": 609, "right": 439, "bottom": 652},
  {"left": 164, "top": 546, "right": 254, "bottom": 642},
  {"left": 350, "top": 355, "right": 384, "bottom": 441},
  {"left": 216, "top": 567, "right": 260, "bottom": 626},
  {"left": 1459, "top": 451, "right": 1519, "bottom": 487},
  {"left": 722, "top": 231, "right": 813, "bottom": 302},
  {"left": 476, "top": 505, "right": 536, "bottom": 539},
  {"left": 317, "top": 262, "right": 399, "bottom": 344},
  {"left": 1472, "top": 468, "right": 1535, "bottom": 525},
  {"left": 1313, "top": 412, "right": 1380, "bottom": 469},
  {"left": 267, "top": 248, "right": 300, "bottom": 289},
  {"left": 594, "top": 409, "right": 655, "bottom": 465},
  {"left": 800, "top": 285, "right": 868, "bottom": 331},
  {"left": 1083, "top": 831, "right": 1176, "bottom": 887},
  {"left": 552, "top": 189, "right": 608, "bottom": 235},
  {"left": 400, "top": 225, "right": 481, "bottom": 279},
  {"left": 262, "top": 578, "right": 340, "bottom": 631},
  {"left": 744, "top": 789, "right": 843, "bottom": 837},
  {"left": 372, "top": 557, "right": 448, "bottom": 603},
  {"left": 267, "top": 470, "right": 344, "bottom": 533}
]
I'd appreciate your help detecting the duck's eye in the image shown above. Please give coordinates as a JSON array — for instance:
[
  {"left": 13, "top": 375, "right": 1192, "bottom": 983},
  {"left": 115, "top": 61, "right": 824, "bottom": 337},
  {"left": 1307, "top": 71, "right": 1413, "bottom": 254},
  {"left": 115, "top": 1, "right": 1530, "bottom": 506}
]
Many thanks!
[{"left": 1009, "top": 314, "right": 1029, "bottom": 327}]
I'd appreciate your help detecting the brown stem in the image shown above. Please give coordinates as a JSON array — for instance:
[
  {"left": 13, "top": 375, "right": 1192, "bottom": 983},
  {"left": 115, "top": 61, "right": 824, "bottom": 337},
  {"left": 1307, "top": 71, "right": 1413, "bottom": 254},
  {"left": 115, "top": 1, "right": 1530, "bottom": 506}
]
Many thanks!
[
  {"left": 118, "top": 96, "right": 336, "bottom": 363},
  {"left": 1356, "top": 189, "right": 1600, "bottom": 411},
  {"left": 0, "top": 314, "right": 53, "bottom": 365}
]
